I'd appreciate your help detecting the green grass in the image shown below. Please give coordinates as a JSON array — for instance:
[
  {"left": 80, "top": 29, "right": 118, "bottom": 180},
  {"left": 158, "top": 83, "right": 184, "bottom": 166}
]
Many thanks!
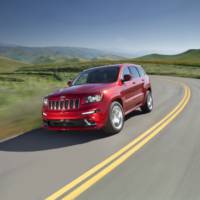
[
  {"left": 0, "top": 73, "right": 76, "bottom": 140},
  {"left": 141, "top": 63, "right": 200, "bottom": 79},
  {"left": 0, "top": 56, "right": 29, "bottom": 73},
  {"left": 0, "top": 56, "right": 200, "bottom": 140},
  {"left": 134, "top": 49, "right": 200, "bottom": 67}
]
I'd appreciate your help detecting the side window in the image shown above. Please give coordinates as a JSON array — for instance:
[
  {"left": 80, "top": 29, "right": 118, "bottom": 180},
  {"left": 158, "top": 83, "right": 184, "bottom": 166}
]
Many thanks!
[
  {"left": 129, "top": 66, "right": 140, "bottom": 78},
  {"left": 122, "top": 66, "right": 131, "bottom": 77},
  {"left": 74, "top": 72, "right": 88, "bottom": 85},
  {"left": 137, "top": 66, "right": 146, "bottom": 77}
]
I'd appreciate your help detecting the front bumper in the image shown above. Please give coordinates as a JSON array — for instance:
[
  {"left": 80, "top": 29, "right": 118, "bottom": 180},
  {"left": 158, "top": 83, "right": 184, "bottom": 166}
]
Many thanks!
[{"left": 42, "top": 108, "right": 107, "bottom": 131}]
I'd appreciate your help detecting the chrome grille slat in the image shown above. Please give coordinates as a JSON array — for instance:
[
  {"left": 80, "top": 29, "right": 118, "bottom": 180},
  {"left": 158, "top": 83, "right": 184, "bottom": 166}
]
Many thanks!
[
  {"left": 54, "top": 101, "right": 56, "bottom": 110},
  {"left": 60, "top": 101, "right": 64, "bottom": 110},
  {"left": 70, "top": 99, "right": 73, "bottom": 109},
  {"left": 75, "top": 99, "right": 79, "bottom": 109},
  {"left": 48, "top": 98, "right": 79, "bottom": 110},
  {"left": 65, "top": 99, "right": 69, "bottom": 109}
]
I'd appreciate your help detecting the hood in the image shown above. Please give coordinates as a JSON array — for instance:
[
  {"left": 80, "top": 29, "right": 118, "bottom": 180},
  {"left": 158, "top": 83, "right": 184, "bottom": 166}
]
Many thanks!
[{"left": 47, "top": 83, "right": 114, "bottom": 98}]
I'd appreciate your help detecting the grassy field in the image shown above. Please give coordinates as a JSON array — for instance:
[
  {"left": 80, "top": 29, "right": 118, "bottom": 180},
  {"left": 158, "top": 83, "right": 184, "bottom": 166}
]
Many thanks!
[
  {"left": 0, "top": 57, "right": 200, "bottom": 140},
  {"left": 135, "top": 49, "right": 200, "bottom": 67},
  {"left": 0, "top": 56, "right": 29, "bottom": 72},
  {"left": 0, "top": 59, "right": 77, "bottom": 140}
]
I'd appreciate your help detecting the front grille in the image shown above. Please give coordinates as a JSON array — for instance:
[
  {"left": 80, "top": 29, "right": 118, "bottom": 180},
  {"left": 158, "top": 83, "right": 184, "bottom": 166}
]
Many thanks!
[{"left": 48, "top": 98, "right": 80, "bottom": 110}]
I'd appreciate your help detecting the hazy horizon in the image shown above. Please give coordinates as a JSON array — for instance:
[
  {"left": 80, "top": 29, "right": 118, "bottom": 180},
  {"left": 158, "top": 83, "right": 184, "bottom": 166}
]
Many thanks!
[{"left": 1, "top": 41, "right": 193, "bottom": 57}]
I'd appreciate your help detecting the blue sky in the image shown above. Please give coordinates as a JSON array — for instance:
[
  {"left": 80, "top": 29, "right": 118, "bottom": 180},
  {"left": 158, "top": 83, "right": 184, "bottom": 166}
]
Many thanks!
[{"left": 0, "top": 0, "right": 199, "bottom": 54}]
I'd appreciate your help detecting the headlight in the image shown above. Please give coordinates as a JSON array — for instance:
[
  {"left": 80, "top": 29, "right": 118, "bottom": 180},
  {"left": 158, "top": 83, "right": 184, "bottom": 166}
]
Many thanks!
[
  {"left": 43, "top": 98, "right": 48, "bottom": 106},
  {"left": 84, "top": 94, "right": 103, "bottom": 104}
]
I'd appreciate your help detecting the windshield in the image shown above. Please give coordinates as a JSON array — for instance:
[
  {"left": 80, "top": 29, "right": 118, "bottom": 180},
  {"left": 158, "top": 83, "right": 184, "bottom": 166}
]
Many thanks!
[{"left": 73, "top": 66, "right": 120, "bottom": 85}]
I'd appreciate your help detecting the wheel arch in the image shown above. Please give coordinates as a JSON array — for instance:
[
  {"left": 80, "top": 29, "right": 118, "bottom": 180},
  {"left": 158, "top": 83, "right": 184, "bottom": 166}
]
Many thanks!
[{"left": 111, "top": 97, "right": 123, "bottom": 108}]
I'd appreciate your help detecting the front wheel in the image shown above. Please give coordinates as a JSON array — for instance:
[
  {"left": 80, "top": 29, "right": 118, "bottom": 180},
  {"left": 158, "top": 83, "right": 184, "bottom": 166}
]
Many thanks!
[
  {"left": 141, "top": 90, "right": 153, "bottom": 113},
  {"left": 103, "top": 101, "right": 124, "bottom": 135}
]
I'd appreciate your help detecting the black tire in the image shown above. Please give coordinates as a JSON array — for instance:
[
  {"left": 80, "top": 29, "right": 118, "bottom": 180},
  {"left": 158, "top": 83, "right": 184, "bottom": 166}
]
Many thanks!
[
  {"left": 141, "top": 90, "right": 153, "bottom": 113},
  {"left": 103, "top": 101, "right": 124, "bottom": 135}
]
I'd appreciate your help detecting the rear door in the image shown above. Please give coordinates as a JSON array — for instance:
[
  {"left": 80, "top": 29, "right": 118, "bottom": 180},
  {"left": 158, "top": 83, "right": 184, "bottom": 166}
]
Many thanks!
[
  {"left": 121, "top": 66, "right": 138, "bottom": 113},
  {"left": 128, "top": 66, "right": 145, "bottom": 106}
]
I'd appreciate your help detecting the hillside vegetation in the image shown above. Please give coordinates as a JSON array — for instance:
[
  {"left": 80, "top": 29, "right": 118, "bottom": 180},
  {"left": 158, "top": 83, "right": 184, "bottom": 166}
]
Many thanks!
[
  {"left": 0, "top": 45, "right": 124, "bottom": 64},
  {"left": 134, "top": 49, "right": 200, "bottom": 66},
  {"left": 0, "top": 56, "right": 29, "bottom": 73}
]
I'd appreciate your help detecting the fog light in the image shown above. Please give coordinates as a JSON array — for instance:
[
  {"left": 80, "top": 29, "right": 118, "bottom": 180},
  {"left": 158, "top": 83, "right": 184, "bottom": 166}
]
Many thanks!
[{"left": 84, "top": 119, "right": 96, "bottom": 126}]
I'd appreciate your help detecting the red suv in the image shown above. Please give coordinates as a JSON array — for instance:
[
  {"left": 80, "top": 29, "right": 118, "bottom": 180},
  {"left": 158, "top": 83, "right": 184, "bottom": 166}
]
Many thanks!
[{"left": 42, "top": 64, "right": 153, "bottom": 134}]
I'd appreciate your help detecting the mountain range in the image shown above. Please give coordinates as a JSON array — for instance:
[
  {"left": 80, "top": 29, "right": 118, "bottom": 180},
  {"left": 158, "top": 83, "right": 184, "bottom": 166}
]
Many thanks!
[
  {"left": 0, "top": 43, "right": 200, "bottom": 67},
  {"left": 0, "top": 44, "right": 125, "bottom": 64}
]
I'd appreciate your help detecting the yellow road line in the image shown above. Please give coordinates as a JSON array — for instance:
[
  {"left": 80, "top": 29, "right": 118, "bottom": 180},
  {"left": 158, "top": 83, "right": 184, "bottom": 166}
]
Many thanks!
[
  {"left": 46, "top": 84, "right": 190, "bottom": 200},
  {"left": 62, "top": 86, "right": 191, "bottom": 200}
]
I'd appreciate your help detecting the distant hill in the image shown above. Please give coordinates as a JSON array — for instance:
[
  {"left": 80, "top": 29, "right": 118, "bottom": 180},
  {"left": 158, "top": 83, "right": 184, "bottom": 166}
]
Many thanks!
[
  {"left": 134, "top": 49, "right": 200, "bottom": 65},
  {"left": 0, "top": 56, "right": 29, "bottom": 73},
  {"left": 0, "top": 45, "right": 124, "bottom": 64}
]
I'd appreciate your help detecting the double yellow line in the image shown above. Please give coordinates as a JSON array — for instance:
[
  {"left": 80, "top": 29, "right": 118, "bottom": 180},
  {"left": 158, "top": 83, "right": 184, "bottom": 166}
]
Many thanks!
[{"left": 46, "top": 83, "right": 191, "bottom": 200}]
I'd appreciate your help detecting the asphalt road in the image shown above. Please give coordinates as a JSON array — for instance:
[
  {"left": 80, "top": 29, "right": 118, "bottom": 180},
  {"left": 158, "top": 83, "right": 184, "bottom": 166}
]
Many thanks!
[{"left": 0, "top": 76, "right": 199, "bottom": 200}]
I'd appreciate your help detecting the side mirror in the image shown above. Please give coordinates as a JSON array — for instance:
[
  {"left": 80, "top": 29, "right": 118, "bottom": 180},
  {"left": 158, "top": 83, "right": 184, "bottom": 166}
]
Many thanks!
[
  {"left": 67, "top": 80, "right": 72, "bottom": 87},
  {"left": 123, "top": 74, "right": 132, "bottom": 82}
]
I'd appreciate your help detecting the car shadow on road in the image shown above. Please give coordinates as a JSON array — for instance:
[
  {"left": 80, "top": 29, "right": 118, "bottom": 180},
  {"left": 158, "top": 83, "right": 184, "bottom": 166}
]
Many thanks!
[
  {"left": 0, "top": 129, "right": 108, "bottom": 152},
  {"left": 0, "top": 110, "right": 143, "bottom": 152}
]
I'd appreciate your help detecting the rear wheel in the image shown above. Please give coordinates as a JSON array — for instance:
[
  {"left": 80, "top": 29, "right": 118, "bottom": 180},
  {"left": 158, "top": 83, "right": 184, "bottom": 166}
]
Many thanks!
[
  {"left": 141, "top": 90, "right": 153, "bottom": 113},
  {"left": 103, "top": 101, "right": 124, "bottom": 135}
]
